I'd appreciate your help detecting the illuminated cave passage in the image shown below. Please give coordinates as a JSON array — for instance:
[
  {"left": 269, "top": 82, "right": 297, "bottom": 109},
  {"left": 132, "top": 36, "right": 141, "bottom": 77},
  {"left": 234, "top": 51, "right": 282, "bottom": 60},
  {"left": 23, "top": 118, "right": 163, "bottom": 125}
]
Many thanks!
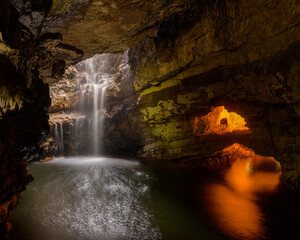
[
  {"left": 193, "top": 106, "right": 249, "bottom": 135},
  {"left": 1, "top": 0, "right": 300, "bottom": 240}
]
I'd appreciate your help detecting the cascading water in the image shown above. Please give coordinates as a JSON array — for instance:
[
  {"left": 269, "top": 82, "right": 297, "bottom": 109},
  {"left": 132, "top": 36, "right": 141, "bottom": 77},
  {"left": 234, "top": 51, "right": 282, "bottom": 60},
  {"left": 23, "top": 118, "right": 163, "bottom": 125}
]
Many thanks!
[
  {"left": 81, "top": 56, "right": 109, "bottom": 155},
  {"left": 60, "top": 123, "right": 64, "bottom": 154},
  {"left": 51, "top": 54, "right": 111, "bottom": 156}
]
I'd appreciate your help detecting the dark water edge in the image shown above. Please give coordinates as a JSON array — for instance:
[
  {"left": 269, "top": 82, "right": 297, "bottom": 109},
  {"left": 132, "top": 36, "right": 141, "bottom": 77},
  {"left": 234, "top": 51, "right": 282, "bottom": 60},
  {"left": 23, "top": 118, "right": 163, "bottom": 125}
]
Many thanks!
[{"left": 3, "top": 156, "right": 300, "bottom": 240}]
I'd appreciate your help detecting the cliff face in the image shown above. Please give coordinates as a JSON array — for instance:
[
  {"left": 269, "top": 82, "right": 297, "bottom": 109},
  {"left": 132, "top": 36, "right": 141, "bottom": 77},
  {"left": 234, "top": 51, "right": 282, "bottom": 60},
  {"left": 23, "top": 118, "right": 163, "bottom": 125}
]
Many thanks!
[{"left": 128, "top": 0, "right": 300, "bottom": 191}]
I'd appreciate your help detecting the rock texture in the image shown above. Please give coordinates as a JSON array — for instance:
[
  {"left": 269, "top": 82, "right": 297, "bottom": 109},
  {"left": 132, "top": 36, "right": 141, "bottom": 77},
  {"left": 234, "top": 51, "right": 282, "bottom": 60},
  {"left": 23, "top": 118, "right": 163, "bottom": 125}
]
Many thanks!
[
  {"left": 1, "top": 0, "right": 300, "bottom": 231},
  {"left": 104, "top": 53, "right": 147, "bottom": 154},
  {"left": 48, "top": 53, "right": 145, "bottom": 156},
  {"left": 0, "top": 0, "right": 190, "bottom": 227},
  {"left": 0, "top": 0, "right": 50, "bottom": 228},
  {"left": 128, "top": 0, "right": 300, "bottom": 191},
  {"left": 42, "top": 0, "right": 186, "bottom": 58}
]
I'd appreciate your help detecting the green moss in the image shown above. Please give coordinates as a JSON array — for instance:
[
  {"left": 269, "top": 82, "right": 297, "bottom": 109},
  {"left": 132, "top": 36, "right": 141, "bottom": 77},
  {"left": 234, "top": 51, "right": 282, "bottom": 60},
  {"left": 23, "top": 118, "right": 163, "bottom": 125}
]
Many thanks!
[
  {"left": 140, "top": 100, "right": 181, "bottom": 124},
  {"left": 48, "top": 0, "right": 77, "bottom": 16},
  {"left": 151, "top": 121, "right": 186, "bottom": 140},
  {"left": 134, "top": 66, "right": 158, "bottom": 91},
  {"left": 140, "top": 78, "right": 181, "bottom": 96}
]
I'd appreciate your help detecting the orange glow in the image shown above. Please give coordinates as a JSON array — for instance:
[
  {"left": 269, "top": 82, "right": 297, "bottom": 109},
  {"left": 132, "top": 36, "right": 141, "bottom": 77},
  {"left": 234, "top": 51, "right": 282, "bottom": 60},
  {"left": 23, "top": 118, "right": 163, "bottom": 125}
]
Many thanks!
[
  {"left": 193, "top": 106, "right": 249, "bottom": 135},
  {"left": 206, "top": 183, "right": 265, "bottom": 240},
  {"left": 204, "top": 144, "right": 281, "bottom": 240},
  {"left": 226, "top": 158, "right": 281, "bottom": 194},
  {"left": 5, "top": 219, "right": 12, "bottom": 240},
  {"left": 220, "top": 143, "right": 254, "bottom": 158},
  {"left": 218, "top": 143, "right": 281, "bottom": 174}
]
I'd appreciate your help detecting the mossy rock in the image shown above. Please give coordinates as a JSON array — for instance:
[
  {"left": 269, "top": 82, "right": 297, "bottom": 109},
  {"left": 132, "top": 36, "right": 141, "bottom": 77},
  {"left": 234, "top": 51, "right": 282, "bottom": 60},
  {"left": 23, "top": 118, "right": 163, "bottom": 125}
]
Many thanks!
[{"left": 48, "top": 0, "right": 77, "bottom": 16}]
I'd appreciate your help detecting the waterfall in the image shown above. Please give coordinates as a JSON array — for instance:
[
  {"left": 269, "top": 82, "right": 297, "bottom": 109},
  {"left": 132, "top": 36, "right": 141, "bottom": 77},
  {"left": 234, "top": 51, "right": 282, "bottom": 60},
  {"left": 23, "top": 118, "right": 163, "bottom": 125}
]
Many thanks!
[
  {"left": 93, "top": 84, "right": 100, "bottom": 155},
  {"left": 60, "top": 123, "right": 64, "bottom": 154},
  {"left": 85, "top": 56, "right": 109, "bottom": 155},
  {"left": 69, "top": 55, "right": 109, "bottom": 156},
  {"left": 99, "top": 86, "right": 107, "bottom": 154},
  {"left": 54, "top": 123, "right": 59, "bottom": 153},
  {"left": 51, "top": 54, "right": 113, "bottom": 156},
  {"left": 53, "top": 122, "right": 64, "bottom": 155}
]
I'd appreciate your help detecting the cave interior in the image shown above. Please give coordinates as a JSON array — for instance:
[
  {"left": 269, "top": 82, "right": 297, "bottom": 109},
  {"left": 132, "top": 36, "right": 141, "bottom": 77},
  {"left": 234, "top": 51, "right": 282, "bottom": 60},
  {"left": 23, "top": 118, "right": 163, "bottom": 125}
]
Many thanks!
[{"left": 0, "top": 0, "right": 300, "bottom": 239}]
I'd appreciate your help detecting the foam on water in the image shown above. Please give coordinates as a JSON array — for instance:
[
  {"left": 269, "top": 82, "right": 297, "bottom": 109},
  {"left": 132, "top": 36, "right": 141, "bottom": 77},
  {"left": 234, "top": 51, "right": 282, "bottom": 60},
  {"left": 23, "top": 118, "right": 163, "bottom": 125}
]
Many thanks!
[
  {"left": 47, "top": 156, "right": 140, "bottom": 167},
  {"left": 11, "top": 157, "right": 158, "bottom": 240}
]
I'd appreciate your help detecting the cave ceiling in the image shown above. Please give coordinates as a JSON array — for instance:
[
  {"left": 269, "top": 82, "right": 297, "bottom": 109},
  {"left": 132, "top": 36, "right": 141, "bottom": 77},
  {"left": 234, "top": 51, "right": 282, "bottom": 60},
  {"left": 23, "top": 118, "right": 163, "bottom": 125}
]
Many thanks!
[{"left": 6, "top": 0, "right": 187, "bottom": 83}]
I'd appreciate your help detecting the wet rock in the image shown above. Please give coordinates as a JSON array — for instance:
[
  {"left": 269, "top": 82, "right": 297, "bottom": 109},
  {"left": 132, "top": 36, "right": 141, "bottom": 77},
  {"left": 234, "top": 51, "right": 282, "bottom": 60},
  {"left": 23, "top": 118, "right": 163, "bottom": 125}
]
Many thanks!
[
  {"left": 0, "top": 0, "right": 300, "bottom": 229},
  {"left": 128, "top": 0, "right": 300, "bottom": 191},
  {"left": 48, "top": 53, "right": 146, "bottom": 156}
]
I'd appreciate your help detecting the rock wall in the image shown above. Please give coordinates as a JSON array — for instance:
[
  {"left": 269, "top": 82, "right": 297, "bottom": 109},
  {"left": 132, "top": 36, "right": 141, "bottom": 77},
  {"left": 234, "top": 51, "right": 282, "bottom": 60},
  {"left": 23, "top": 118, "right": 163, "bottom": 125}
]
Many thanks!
[
  {"left": 0, "top": 0, "right": 50, "bottom": 228},
  {"left": 128, "top": 0, "right": 300, "bottom": 191},
  {"left": 104, "top": 53, "right": 147, "bottom": 154}
]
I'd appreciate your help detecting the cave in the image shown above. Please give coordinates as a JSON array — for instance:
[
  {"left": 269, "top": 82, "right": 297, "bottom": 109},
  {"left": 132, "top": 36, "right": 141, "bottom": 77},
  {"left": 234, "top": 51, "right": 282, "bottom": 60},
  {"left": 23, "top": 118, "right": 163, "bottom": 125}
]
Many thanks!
[{"left": 1, "top": 0, "right": 300, "bottom": 239}]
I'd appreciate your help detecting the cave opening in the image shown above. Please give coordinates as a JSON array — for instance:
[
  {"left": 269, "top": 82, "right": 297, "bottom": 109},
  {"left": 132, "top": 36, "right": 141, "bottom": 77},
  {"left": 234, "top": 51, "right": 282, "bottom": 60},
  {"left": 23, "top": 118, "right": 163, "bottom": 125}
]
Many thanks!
[{"left": 193, "top": 106, "right": 250, "bottom": 136}]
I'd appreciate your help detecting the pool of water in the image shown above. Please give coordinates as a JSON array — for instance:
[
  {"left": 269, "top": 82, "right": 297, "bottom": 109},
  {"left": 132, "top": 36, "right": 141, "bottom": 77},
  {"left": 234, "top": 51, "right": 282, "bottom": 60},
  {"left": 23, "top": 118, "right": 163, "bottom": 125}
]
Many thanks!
[{"left": 5, "top": 157, "right": 300, "bottom": 240}]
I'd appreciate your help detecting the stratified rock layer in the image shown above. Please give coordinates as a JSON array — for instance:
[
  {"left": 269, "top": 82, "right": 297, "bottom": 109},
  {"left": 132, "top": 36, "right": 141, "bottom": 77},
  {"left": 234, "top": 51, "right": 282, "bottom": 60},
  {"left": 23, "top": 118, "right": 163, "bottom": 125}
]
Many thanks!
[
  {"left": 128, "top": 0, "right": 300, "bottom": 191},
  {"left": 42, "top": 0, "right": 186, "bottom": 58}
]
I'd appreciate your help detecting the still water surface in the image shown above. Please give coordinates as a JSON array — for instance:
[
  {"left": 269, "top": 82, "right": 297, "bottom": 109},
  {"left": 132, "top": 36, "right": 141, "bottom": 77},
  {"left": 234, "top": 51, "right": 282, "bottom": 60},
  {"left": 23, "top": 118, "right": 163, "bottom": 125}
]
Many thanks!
[{"left": 7, "top": 157, "right": 300, "bottom": 240}]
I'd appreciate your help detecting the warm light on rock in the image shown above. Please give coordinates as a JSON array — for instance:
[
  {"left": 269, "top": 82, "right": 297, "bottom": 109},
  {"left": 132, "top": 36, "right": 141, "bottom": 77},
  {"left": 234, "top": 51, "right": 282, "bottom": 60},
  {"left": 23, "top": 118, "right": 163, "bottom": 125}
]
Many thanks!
[
  {"left": 193, "top": 106, "right": 249, "bottom": 135},
  {"left": 210, "top": 143, "right": 281, "bottom": 173}
]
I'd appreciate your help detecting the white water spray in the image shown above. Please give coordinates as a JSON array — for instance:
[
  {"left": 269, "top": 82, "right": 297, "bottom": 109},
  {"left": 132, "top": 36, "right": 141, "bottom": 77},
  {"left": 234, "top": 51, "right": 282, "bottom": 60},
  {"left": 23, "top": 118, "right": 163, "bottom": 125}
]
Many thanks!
[
  {"left": 77, "top": 55, "right": 109, "bottom": 155},
  {"left": 51, "top": 54, "right": 113, "bottom": 156}
]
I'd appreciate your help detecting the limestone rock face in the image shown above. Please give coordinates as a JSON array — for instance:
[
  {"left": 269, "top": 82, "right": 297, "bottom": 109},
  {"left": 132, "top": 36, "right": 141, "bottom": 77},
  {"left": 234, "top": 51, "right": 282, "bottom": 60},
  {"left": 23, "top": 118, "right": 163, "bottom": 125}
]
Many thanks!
[
  {"left": 42, "top": 0, "right": 186, "bottom": 58},
  {"left": 128, "top": 0, "right": 300, "bottom": 191},
  {"left": 4, "top": 0, "right": 187, "bottom": 85},
  {"left": 5, "top": 0, "right": 187, "bottom": 84},
  {"left": 104, "top": 53, "right": 147, "bottom": 154}
]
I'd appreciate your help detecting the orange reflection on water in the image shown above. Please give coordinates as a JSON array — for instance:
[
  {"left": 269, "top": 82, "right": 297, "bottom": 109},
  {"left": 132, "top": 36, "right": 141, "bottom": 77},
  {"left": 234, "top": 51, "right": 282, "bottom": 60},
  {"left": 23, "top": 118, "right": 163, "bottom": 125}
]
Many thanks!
[
  {"left": 226, "top": 158, "right": 281, "bottom": 194},
  {"left": 205, "top": 158, "right": 281, "bottom": 240},
  {"left": 207, "top": 183, "right": 265, "bottom": 240}
]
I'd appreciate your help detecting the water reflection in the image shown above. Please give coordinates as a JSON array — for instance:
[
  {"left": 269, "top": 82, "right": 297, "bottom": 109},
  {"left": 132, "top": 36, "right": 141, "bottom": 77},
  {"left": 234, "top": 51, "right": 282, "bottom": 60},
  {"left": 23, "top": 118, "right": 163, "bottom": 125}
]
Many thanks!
[
  {"left": 205, "top": 158, "right": 281, "bottom": 240},
  {"left": 9, "top": 157, "right": 160, "bottom": 240},
  {"left": 7, "top": 156, "right": 293, "bottom": 240}
]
